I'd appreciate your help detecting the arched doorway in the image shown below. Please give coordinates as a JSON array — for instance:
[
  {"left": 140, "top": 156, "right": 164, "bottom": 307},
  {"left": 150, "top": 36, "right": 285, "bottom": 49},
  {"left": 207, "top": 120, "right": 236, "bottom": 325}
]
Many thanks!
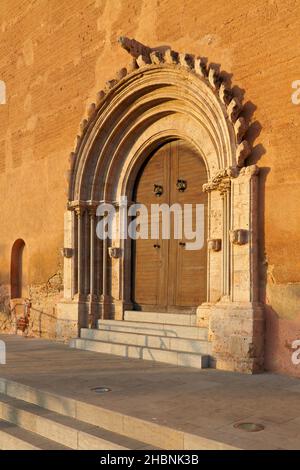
[
  {"left": 57, "top": 39, "right": 264, "bottom": 372},
  {"left": 10, "top": 239, "right": 25, "bottom": 299},
  {"left": 133, "top": 140, "right": 208, "bottom": 311}
]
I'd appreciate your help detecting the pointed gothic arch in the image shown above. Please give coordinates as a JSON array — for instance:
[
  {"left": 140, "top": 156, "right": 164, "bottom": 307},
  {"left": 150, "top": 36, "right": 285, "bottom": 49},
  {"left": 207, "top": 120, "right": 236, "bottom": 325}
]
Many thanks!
[{"left": 57, "top": 40, "right": 264, "bottom": 373}]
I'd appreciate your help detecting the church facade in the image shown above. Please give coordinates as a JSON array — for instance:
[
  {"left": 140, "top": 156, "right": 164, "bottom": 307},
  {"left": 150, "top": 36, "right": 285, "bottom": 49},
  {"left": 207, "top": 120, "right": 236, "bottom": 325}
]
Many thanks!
[{"left": 0, "top": 0, "right": 299, "bottom": 377}]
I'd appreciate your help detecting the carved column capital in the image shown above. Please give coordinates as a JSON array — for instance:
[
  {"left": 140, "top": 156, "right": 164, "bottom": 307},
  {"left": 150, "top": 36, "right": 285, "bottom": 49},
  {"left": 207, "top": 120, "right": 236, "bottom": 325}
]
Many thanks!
[
  {"left": 203, "top": 166, "right": 239, "bottom": 194},
  {"left": 238, "top": 164, "right": 259, "bottom": 178}
]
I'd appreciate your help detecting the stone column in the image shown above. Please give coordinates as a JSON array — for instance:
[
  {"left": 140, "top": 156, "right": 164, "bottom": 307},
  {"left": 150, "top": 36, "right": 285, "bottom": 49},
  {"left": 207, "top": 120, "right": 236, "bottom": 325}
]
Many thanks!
[
  {"left": 196, "top": 177, "right": 225, "bottom": 328},
  {"left": 98, "top": 200, "right": 114, "bottom": 320},
  {"left": 88, "top": 206, "right": 98, "bottom": 327},
  {"left": 89, "top": 206, "right": 96, "bottom": 299},
  {"left": 75, "top": 206, "right": 83, "bottom": 299},
  {"left": 62, "top": 210, "right": 76, "bottom": 300},
  {"left": 56, "top": 204, "right": 89, "bottom": 338},
  {"left": 209, "top": 165, "right": 264, "bottom": 373}
]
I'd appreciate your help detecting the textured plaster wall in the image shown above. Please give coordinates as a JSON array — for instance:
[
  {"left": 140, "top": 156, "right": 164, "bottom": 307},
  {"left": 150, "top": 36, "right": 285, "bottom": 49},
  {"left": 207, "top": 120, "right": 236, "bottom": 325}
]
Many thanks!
[{"left": 0, "top": 0, "right": 299, "bottom": 375}]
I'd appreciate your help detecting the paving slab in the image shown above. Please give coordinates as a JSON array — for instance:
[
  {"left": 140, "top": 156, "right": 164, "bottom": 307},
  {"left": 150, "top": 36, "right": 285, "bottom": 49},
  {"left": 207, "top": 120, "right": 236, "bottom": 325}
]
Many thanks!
[{"left": 0, "top": 334, "right": 299, "bottom": 449}]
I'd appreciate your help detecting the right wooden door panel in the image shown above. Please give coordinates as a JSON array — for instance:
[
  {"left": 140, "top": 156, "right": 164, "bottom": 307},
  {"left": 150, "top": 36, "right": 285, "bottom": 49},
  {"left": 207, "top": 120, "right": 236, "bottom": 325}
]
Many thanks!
[
  {"left": 170, "top": 141, "right": 208, "bottom": 307},
  {"left": 133, "top": 140, "right": 207, "bottom": 310}
]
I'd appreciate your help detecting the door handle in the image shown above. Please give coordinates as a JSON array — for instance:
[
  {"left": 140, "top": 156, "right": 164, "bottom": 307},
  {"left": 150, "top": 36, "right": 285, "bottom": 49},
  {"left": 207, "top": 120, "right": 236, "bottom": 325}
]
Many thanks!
[
  {"left": 179, "top": 242, "right": 186, "bottom": 247},
  {"left": 153, "top": 244, "right": 160, "bottom": 249}
]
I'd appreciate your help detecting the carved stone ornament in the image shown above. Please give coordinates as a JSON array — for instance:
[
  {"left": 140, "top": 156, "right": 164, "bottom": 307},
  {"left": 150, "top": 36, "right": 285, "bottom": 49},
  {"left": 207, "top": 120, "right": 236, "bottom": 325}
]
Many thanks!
[
  {"left": 229, "top": 229, "right": 248, "bottom": 245},
  {"left": 108, "top": 247, "right": 122, "bottom": 259},
  {"left": 61, "top": 247, "right": 73, "bottom": 258},
  {"left": 207, "top": 238, "right": 222, "bottom": 252}
]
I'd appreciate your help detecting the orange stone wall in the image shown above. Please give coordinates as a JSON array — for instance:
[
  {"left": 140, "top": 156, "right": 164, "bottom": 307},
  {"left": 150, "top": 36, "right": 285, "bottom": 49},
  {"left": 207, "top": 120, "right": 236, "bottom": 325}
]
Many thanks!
[{"left": 0, "top": 0, "right": 299, "bottom": 375}]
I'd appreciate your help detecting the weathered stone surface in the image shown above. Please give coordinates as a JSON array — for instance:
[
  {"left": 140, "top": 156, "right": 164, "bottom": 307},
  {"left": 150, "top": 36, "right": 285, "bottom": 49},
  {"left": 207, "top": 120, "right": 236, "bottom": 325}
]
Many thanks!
[{"left": 0, "top": 0, "right": 299, "bottom": 377}]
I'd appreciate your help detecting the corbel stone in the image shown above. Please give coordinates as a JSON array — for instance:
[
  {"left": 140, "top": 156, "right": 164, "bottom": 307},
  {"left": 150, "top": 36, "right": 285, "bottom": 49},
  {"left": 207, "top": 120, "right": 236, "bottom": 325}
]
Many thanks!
[
  {"left": 236, "top": 140, "right": 251, "bottom": 167},
  {"left": 234, "top": 116, "right": 248, "bottom": 144},
  {"left": 105, "top": 79, "right": 118, "bottom": 91},
  {"left": 79, "top": 119, "right": 88, "bottom": 133},
  {"left": 87, "top": 103, "right": 96, "bottom": 118},
  {"left": 208, "top": 239, "right": 222, "bottom": 252},
  {"left": 208, "top": 66, "right": 222, "bottom": 89},
  {"left": 227, "top": 97, "right": 241, "bottom": 123},
  {"left": 229, "top": 229, "right": 248, "bottom": 245},
  {"left": 96, "top": 90, "right": 106, "bottom": 106},
  {"left": 150, "top": 51, "right": 164, "bottom": 65},
  {"left": 219, "top": 83, "right": 232, "bottom": 105},
  {"left": 194, "top": 57, "right": 207, "bottom": 77},
  {"left": 116, "top": 67, "right": 127, "bottom": 80},
  {"left": 179, "top": 53, "right": 194, "bottom": 69},
  {"left": 136, "top": 54, "right": 151, "bottom": 67},
  {"left": 163, "top": 49, "right": 179, "bottom": 64}
]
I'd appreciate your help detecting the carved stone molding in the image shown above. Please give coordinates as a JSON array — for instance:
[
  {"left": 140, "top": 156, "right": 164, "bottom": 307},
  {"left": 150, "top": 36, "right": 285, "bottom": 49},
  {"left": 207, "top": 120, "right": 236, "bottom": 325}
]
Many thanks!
[
  {"left": 239, "top": 164, "right": 259, "bottom": 177},
  {"left": 67, "top": 37, "right": 254, "bottom": 203},
  {"left": 202, "top": 166, "right": 239, "bottom": 194}
]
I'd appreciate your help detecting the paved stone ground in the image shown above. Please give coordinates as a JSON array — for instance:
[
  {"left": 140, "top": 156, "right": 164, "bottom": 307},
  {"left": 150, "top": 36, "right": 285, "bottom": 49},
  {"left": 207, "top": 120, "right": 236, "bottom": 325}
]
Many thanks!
[{"left": 0, "top": 334, "right": 300, "bottom": 449}]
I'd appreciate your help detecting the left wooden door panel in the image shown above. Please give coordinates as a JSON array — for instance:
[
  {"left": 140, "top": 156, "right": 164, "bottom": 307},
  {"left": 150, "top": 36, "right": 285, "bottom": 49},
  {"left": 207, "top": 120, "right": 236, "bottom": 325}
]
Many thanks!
[{"left": 133, "top": 144, "right": 170, "bottom": 307}]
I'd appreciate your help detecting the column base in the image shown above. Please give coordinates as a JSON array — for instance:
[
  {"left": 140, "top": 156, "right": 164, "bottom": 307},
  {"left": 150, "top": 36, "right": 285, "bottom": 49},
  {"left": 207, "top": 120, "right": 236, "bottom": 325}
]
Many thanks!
[
  {"left": 56, "top": 299, "right": 89, "bottom": 339},
  {"left": 209, "top": 301, "right": 265, "bottom": 374},
  {"left": 196, "top": 302, "right": 212, "bottom": 328}
]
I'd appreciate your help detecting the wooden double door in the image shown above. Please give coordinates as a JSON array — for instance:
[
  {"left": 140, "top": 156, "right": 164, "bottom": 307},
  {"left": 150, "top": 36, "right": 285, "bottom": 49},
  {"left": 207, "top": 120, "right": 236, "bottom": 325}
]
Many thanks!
[{"left": 133, "top": 140, "right": 208, "bottom": 311}]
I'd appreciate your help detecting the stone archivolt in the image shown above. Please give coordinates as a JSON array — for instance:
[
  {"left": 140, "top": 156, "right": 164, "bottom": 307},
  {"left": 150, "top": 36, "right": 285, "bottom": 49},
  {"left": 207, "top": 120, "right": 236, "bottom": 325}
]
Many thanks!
[{"left": 66, "top": 37, "right": 252, "bottom": 200}]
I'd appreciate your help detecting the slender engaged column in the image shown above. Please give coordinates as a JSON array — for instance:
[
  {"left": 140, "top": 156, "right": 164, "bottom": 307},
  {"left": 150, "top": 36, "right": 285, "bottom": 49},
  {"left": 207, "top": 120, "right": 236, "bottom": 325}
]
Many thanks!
[
  {"left": 75, "top": 206, "right": 83, "bottom": 298},
  {"left": 89, "top": 206, "right": 96, "bottom": 298}
]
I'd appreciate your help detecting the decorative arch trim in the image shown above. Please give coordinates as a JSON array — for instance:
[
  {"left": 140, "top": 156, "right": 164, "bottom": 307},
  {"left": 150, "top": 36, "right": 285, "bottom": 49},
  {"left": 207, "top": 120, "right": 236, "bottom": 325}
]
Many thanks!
[{"left": 67, "top": 39, "right": 251, "bottom": 205}]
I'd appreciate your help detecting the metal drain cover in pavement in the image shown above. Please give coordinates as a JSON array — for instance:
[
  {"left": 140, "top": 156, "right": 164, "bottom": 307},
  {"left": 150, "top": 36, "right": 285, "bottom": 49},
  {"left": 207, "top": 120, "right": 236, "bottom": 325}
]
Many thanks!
[
  {"left": 91, "top": 387, "right": 111, "bottom": 394},
  {"left": 234, "top": 422, "right": 265, "bottom": 432}
]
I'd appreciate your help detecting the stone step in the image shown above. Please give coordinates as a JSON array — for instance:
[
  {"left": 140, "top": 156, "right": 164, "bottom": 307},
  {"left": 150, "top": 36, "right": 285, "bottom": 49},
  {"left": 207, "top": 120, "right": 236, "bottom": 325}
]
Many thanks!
[
  {"left": 81, "top": 328, "right": 212, "bottom": 355},
  {"left": 97, "top": 319, "right": 208, "bottom": 340},
  {"left": 124, "top": 310, "right": 197, "bottom": 326},
  {"left": 0, "top": 419, "right": 70, "bottom": 450},
  {"left": 70, "top": 337, "right": 209, "bottom": 369},
  {"left": 0, "top": 393, "right": 154, "bottom": 450},
  {"left": 0, "top": 377, "right": 239, "bottom": 450}
]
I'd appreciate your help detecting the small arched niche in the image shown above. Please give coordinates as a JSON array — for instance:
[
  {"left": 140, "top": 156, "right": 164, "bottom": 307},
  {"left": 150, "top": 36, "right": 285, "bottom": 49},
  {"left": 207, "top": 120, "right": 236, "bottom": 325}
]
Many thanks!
[{"left": 10, "top": 239, "right": 26, "bottom": 299}]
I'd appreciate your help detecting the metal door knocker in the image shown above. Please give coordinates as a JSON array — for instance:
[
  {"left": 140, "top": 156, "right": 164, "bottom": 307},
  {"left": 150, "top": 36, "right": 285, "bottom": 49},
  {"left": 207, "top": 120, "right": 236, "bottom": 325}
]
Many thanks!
[
  {"left": 153, "top": 184, "right": 163, "bottom": 197},
  {"left": 176, "top": 179, "right": 187, "bottom": 192}
]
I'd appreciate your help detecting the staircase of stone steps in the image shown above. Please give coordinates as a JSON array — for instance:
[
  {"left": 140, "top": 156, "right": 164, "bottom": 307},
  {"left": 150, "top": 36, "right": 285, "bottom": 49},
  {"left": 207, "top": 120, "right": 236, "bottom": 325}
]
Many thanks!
[
  {"left": 0, "top": 393, "right": 153, "bottom": 450},
  {"left": 70, "top": 311, "right": 213, "bottom": 369},
  {"left": 0, "top": 377, "right": 238, "bottom": 450}
]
